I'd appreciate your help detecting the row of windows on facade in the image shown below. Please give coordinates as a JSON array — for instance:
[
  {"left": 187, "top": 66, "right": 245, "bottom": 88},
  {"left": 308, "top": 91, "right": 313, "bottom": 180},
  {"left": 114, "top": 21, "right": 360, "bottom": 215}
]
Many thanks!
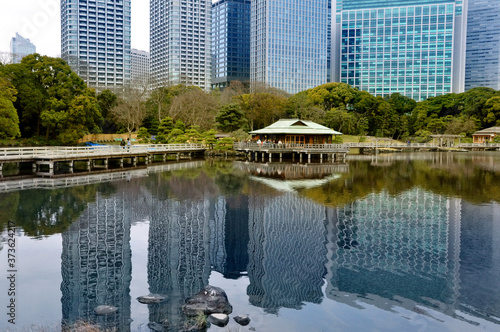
[{"left": 341, "top": 4, "right": 456, "bottom": 18}]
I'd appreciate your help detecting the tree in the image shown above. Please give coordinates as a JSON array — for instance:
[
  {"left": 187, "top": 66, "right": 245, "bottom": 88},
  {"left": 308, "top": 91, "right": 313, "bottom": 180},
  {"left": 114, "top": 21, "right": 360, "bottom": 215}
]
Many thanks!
[
  {"left": 285, "top": 91, "right": 325, "bottom": 123},
  {"left": 236, "top": 93, "right": 287, "bottom": 130},
  {"left": 307, "top": 82, "right": 357, "bottom": 111},
  {"left": 137, "top": 127, "right": 150, "bottom": 143},
  {"left": 385, "top": 93, "right": 417, "bottom": 115},
  {"left": 97, "top": 89, "right": 118, "bottom": 133},
  {"left": 215, "top": 103, "right": 246, "bottom": 132},
  {"left": 483, "top": 96, "right": 500, "bottom": 127},
  {"left": 156, "top": 117, "right": 174, "bottom": 143},
  {"left": 169, "top": 88, "right": 218, "bottom": 130},
  {"left": 0, "top": 77, "right": 20, "bottom": 138},
  {"left": 1, "top": 54, "right": 101, "bottom": 142},
  {"left": 110, "top": 87, "right": 147, "bottom": 136},
  {"left": 324, "top": 107, "right": 357, "bottom": 134}
]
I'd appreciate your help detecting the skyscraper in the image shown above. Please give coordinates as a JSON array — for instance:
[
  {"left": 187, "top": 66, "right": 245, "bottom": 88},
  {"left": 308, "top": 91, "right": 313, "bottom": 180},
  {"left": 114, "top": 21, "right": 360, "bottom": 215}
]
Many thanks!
[
  {"left": 331, "top": 0, "right": 468, "bottom": 101},
  {"left": 465, "top": 0, "right": 500, "bottom": 90},
  {"left": 131, "top": 48, "right": 150, "bottom": 86},
  {"left": 10, "top": 33, "right": 36, "bottom": 64},
  {"left": 150, "top": 0, "right": 212, "bottom": 90},
  {"left": 250, "top": 0, "right": 331, "bottom": 94},
  {"left": 60, "top": 0, "right": 131, "bottom": 91},
  {"left": 212, "top": 0, "right": 251, "bottom": 90}
]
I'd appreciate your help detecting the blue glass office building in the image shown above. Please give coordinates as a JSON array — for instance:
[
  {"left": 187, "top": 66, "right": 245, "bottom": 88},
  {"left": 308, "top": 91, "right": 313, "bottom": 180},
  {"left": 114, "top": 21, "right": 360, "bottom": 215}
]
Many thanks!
[
  {"left": 212, "top": 0, "right": 250, "bottom": 90},
  {"left": 331, "top": 0, "right": 468, "bottom": 101},
  {"left": 251, "top": 0, "right": 331, "bottom": 94},
  {"left": 465, "top": 0, "right": 500, "bottom": 91},
  {"left": 10, "top": 33, "right": 36, "bottom": 64},
  {"left": 61, "top": 0, "right": 131, "bottom": 91}
]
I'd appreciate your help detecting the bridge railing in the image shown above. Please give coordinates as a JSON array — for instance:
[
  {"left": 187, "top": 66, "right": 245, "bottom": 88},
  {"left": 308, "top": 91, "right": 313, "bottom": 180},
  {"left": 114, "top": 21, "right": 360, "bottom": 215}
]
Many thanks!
[
  {"left": 234, "top": 142, "right": 347, "bottom": 150},
  {"left": 0, "top": 144, "right": 206, "bottom": 161}
]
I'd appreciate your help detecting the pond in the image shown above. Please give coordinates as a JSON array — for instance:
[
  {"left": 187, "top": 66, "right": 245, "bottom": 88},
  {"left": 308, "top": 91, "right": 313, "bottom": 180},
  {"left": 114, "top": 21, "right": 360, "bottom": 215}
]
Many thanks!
[{"left": 1, "top": 152, "right": 499, "bottom": 331}]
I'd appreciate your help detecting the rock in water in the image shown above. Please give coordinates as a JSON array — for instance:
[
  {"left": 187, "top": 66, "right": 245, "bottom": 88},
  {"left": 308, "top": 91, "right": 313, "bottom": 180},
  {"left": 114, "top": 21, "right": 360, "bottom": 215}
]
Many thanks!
[
  {"left": 94, "top": 305, "right": 118, "bottom": 315},
  {"left": 182, "top": 285, "right": 233, "bottom": 316},
  {"left": 137, "top": 293, "right": 167, "bottom": 304},
  {"left": 234, "top": 315, "right": 251, "bottom": 326},
  {"left": 208, "top": 313, "right": 229, "bottom": 327}
]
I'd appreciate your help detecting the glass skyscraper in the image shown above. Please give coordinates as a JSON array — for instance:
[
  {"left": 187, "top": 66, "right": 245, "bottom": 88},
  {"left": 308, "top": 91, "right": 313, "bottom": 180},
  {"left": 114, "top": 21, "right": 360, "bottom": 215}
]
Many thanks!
[
  {"left": 150, "top": 0, "right": 212, "bottom": 91},
  {"left": 212, "top": 0, "right": 251, "bottom": 90},
  {"left": 465, "top": 0, "right": 500, "bottom": 91},
  {"left": 331, "top": 0, "right": 468, "bottom": 101},
  {"left": 10, "top": 33, "right": 36, "bottom": 64},
  {"left": 250, "top": 0, "right": 331, "bottom": 94},
  {"left": 60, "top": 0, "right": 131, "bottom": 91}
]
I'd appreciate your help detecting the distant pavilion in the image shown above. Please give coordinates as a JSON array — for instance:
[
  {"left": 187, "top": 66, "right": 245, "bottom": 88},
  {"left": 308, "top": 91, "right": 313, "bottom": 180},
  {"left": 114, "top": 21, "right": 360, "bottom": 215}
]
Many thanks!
[
  {"left": 235, "top": 119, "right": 348, "bottom": 163},
  {"left": 472, "top": 127, "right": 500, "bottom": 143},
  {"left": 249, "top": 119, "right": 342, "bottom": 145}
]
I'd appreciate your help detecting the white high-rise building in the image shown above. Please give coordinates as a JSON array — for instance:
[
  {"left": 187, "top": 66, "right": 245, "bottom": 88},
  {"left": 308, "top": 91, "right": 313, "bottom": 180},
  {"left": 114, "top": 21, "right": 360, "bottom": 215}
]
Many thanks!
[
  {"left": 131, "top": 48, "right": 150, "bottom": 87},
  {"left": 150, "top": 0, "right": 212, "bottom": 90},
  {"left": 60, "top": 0, "right": 131, "bottom": 91}
]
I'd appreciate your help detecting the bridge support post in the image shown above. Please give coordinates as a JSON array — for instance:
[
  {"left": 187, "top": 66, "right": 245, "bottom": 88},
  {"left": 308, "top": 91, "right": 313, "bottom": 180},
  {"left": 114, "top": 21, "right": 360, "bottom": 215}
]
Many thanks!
[
  {"left": 120, "top": 158, "right": 124, "bottom": 168},
  {"left": 308, "top": 154, "right": 311, "bottom": 163},
  {"left": 32, "top": 163, "right": 37, "bottom": 172},
  {"left": 68, "top": 161, "right": 74, "bottom": 173},
  {"left": 133, "top": 157, "right": 137, "bottom": 167},
  {"left": 262, "top": 152, "right": 265, "bottom": 162},
  {"left": 320, "top": 153, "right": 323, "bottom": 163},
  {"left": 87, "top": 160, "right": 91, "bottom": 171},
  {"left": 269, "top": 153, "right": 272, "bottom": 163},
  {"left": 163, "top": 154, "right": 166, "bottom": 162},
  {"left": 176, "top": 153, "right": 180, "bottom": 161},
  {"left": 299, "top": 153, "right": 302, "bottom": 163},
  {"left": 104, "top": 159, "right": 108, "bottom": 169},
  {"left": 280, "top": 153, "right": 282, "bottom": 162}
]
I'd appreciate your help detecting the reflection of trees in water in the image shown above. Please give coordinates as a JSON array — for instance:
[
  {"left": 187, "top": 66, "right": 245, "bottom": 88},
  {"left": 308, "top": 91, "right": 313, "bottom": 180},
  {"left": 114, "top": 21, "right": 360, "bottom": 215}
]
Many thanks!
[
  {"left": 0, "top": 183, "right": 117, "bottom": 236},
  {"left": 302, "top": 154, "right": 500, "bottom": 208}
]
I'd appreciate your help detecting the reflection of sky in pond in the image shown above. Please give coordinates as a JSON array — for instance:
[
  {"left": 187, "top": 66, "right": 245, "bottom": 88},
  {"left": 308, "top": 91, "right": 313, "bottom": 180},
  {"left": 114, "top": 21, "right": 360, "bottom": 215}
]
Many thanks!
[
  {"left": 249, "top": 174, "right": 341, "bottom": 192},
  {"left": 1, "top": 156, "right": 500, "bottom": 331}
]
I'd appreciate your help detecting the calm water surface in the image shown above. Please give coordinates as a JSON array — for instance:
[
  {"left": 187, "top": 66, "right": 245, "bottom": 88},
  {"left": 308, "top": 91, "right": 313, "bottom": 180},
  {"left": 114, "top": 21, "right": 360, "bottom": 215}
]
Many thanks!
[{"left": 1, "top": 152, "right": 499, "bottom": 331}]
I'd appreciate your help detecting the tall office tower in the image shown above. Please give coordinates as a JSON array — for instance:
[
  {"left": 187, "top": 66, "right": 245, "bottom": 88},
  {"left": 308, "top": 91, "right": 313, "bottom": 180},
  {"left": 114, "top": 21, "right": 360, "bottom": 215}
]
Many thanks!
[
  {"left": 212, "top": 0, "right": 251, "bottom": 90},
  {"left": 60, "top": 0, "right": 131, "bottom": 91},
  {"left": 465, "top": 0, "right": 500, "bottom": 90},
  {"left": 331, "top": 0, "right": 468, "bottom": 101},
  {"left": 10, "top": 33, "right": 36, "bottom": 64},
  {"left": 250, "top": 0, "right": 331, "bottom": 94},
  {"left": 131, "top": 48, "right": 150, "bottom": 86},
  {"left": 150, "top": 0, "right": 212, "bottom": 90}
]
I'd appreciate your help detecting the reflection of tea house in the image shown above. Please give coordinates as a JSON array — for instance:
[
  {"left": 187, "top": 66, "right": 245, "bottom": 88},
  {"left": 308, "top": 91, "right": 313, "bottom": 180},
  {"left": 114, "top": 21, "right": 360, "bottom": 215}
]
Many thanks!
[{"left": 249, "top": 119, "right": 342, "bottom": 144}]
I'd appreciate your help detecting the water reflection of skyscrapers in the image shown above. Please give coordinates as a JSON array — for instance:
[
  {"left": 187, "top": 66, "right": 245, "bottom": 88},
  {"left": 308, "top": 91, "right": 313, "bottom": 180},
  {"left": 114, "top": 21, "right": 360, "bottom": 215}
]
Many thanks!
[
  {"left": 210, "top": 196, "right": 250, "bottom": 279},
  {"left": 61, "top": 193, "right": 132, "bottom": 331},
  {"left": 459, "top": 201, "right": 500, "bottom": 322},
  {"left": 325, "top": 189, "right": 462, "bottom": 315},
  {"left": 146, "top": 197, "right": 211, "bottom": 328},
  {"left": 247, "top": 193, "right": 328, "bottom": 313}
]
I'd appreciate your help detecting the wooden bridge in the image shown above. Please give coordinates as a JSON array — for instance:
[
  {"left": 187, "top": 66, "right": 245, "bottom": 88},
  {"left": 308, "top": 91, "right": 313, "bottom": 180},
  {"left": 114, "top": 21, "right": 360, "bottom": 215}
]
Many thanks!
[
  {"left": 234, "top": 142, "right": 350, "bottom": 163},
  {"left": 0, "top": 144, "right": 206, "bottom": 178},
  {"left": 235, "top": 141, "right": 500, "bottom": 163}
]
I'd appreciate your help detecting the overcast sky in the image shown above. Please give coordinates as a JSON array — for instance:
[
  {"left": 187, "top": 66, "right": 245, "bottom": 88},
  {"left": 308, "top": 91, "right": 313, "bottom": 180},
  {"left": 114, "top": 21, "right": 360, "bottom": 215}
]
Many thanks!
[{"left": 0, "top": 0, "right": 150, "bottom": 57}]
